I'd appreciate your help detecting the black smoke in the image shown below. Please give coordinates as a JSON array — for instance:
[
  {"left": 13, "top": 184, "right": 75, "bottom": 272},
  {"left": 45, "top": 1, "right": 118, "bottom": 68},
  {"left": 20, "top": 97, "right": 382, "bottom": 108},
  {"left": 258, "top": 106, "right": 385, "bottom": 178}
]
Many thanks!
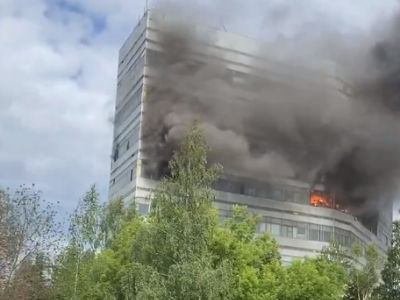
[{"left": 139, "top": 3, "right": 400, "bottom": 216}]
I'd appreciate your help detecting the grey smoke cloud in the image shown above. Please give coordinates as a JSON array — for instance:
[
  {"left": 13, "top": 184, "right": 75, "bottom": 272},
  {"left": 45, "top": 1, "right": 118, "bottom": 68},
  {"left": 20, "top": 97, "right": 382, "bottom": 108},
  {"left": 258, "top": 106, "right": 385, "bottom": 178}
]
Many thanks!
[{"left": 140, "top": 0, "right": 400, "bottom": 215}]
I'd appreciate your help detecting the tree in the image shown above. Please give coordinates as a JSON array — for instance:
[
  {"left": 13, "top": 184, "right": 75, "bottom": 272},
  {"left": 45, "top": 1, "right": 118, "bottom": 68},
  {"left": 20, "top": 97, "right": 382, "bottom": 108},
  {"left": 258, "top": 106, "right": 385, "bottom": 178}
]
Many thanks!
[
  {"left": 51, "top": 186, "right": 132, "bottom": 300},
  {"left": 374, "top": 220, "right": 400, "bottom": 300},
  {"left": 320, "top": 239, "right": 353, "bottom": 269},
  {"left": 280, "top": 257, "right": 347, "bottom": 300},
  {"left": 321, "top": 240, "right": 382, "bottom": 300},
  {"left": 0, "top": 185, "right": 63, "bottom": 299},
  {"left": 87, "top": 203, "right": 142, "bottom": 300},
  {"left": 345, "top": 243, "right": 382, "bottom": 300},
  {"left": 47, "top": 122, "right": 357, "bottom": 300},
  {"left": 127, "top": 122, "right": 231, "bottom": 300},
  {"left": 7, "top": 253, "right": 52, "bottom": 300},
  {"left": 211, "top": 205, "right": 285, "bottom": 300}
]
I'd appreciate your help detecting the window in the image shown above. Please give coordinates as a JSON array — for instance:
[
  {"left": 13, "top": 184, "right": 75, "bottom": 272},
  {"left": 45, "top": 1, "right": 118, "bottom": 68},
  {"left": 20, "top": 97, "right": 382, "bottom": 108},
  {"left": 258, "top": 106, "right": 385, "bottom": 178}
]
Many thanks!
[
  {"left": 126, "top": 55, "right": 144, "bottom": 79},
  {"left": 115, "top": 87, "right": 143, "bottom": 127},
  {"left": 322, "top": 225, "right": 332, "bottom": 242},
  {"left": 110, "top": 162, "right": 137, "bottom": 192},
  {"left": 138, "top": 203, "right": 150, "bottom": 216},
  {"left": 255, "top": 183, "right": 273, "bottom": 198},
  {"left": 309, "top": 224, "right": 320, "bottom": 241},
  {"left": 113, "top": 126, "right": 140, "bottom": 159},
  {"left": 130, "top": 169, "right": 134, "bottom": 181},
  {"left": 345, "top": 235, "right": 352, "bottom": 247},
  {"left": 242, "top": 216, "right": 368, "bottom": 247},
  {"left": 119, "top": 41, "right": 146, "bottom": 79},
  {"left": 334, "top": 229, "right": 353, "bottom": 247},
  {"left": 245, "top": 185, "right": 256, "bottom": 197},
  {"left": 117, "top": 71, "right": 143, "bottom": 105},
  {"left": 113, "top": 143, "right": 119, "bottom": 162},
  {"left": 141, "top": 159, "right": 158, "bottom": 179},
  {"left": 271, "top": 224, "right": 280, "bottom": 236},
  {"left": 270, "top": 218, "right": 281, "bottom": 225},
  {"left": 284, "top": 190, "right": 294, "bottom": 202},
  {"left": 213, "top": 179, "right": 243, "bottom": 194},
  {"left": 258, "top": 222, "right": 266, "bottom": 233},
  {"left": 296, "top": 222, "right": 308, "bottom": 239},
  {"left": 334, "top": 232, "right": 345, "bottom": 245},
  {"left": 273, "top": 189, "right": 282, "bottom": 201},
  {"left": 119, "top": 30, "right": 145, "bottom": 69},
  {"left": 293, "top": 192, "right": 307, "bottom": 204},
  {"left": 297, "top": 228, "right": 307, "bottom": 239},
  {"left": 282, "top": 225, "right": 293, "bottom": 238},
  {"left": 229, "top": 182, "right": 242, "bottom": 194}
]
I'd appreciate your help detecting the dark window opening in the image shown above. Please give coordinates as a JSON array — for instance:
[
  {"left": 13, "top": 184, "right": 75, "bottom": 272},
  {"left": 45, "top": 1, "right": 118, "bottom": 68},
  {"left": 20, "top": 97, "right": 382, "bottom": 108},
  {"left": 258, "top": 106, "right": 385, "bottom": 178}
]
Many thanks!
[
  {"left": 141, "top": 159, "right": 158, "bottom": 179},
  {"left": 113, "top": 144, "right": 120, "bottom": 162}
]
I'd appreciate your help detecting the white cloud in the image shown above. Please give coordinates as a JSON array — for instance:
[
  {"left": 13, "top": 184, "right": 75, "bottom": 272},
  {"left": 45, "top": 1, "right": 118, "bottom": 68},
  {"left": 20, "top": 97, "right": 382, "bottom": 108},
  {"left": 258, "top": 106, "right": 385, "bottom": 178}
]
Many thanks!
[
  {"left": 0, "top": 0, "right": 145, "bottom": 212},
  {"left": 0, "top": 0, "right": 398, "bottom": 219}
]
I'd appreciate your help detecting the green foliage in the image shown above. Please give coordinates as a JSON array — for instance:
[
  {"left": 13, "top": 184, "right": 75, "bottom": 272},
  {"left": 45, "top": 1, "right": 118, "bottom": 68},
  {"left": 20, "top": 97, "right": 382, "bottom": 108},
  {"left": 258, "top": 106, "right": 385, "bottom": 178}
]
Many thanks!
[
  {"left": 280, "top": 257, "right": 346, "bottom": 300},
  {"left": 20, "top": 122, "right": 391, "bottom": 300},
  {"left": 129, "top": 123, "right": 230, "bottom": 300},
  {"left": 345, "top": 244, "right": 382, "bottom": 300},
  {"left": 374, "top": 220, "right": 400, "bottom": 300},
  {"left": 0, "top": 185, "right": 63, "bottom": 299},
  {"left": 322, "top": 239, "right": 383, "bottom": 300},
  {"left": 51, "top": 188, "right": 137, "bottom": 300},
  {"left": 212, "top": 205, "right": 284, "bottom": 300}
]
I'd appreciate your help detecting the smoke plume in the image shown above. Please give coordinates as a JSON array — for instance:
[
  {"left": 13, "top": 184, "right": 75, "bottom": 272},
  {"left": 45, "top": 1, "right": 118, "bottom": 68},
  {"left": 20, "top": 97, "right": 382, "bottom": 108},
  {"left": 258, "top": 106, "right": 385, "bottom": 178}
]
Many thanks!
[{"left": 140, "top": 0, "right": 400, "bottom": 215}]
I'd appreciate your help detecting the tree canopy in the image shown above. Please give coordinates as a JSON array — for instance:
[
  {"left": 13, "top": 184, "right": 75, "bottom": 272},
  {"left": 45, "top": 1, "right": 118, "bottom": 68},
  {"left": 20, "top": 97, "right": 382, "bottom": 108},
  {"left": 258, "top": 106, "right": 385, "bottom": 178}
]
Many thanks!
[{"left": 0, "top": 123, "right": 394, "bottom": 300}]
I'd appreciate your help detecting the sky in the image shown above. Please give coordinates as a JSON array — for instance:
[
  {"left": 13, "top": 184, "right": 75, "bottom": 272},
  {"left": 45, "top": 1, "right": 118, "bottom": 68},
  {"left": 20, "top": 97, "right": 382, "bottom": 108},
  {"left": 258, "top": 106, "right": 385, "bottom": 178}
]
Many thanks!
[{"left": 0, "top": 0, "right": 399, "bottom": 218}]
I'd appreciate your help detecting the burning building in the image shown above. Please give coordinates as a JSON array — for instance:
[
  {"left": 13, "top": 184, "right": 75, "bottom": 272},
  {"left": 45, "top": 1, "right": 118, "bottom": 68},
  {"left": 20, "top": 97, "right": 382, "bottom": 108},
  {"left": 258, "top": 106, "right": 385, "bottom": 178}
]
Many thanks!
[{"left": 109, "top": 10, "right": 393, "bottom": 264}]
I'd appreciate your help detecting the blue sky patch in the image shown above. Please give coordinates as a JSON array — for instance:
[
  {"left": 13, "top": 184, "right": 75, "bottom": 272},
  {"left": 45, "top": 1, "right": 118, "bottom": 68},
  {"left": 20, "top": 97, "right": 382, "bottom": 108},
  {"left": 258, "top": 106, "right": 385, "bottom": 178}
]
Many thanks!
[{"left": 45, "top": 0, "right": 108, "bottom": 35}]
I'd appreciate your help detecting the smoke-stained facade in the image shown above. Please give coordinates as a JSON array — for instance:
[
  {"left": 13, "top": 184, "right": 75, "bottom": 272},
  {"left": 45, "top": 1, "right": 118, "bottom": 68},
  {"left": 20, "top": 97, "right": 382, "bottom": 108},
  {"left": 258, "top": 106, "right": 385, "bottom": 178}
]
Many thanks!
[{"left": 109, "top": 10, "right": 392, "bottom": 264}]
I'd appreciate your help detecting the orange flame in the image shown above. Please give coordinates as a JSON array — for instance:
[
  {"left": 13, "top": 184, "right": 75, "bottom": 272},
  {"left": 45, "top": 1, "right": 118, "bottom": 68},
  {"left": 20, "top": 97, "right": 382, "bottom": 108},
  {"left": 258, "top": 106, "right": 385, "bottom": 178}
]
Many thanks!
[{"left": 310, "top": 194, "right": 331, "bottom": 207}]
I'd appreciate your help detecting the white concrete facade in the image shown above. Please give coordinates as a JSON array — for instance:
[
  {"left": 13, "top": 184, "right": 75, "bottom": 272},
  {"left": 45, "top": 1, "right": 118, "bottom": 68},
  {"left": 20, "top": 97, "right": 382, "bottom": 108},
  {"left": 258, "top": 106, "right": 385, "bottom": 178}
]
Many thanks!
[{"left": 109, "top": 10, "right": 391, "bottom": 264}]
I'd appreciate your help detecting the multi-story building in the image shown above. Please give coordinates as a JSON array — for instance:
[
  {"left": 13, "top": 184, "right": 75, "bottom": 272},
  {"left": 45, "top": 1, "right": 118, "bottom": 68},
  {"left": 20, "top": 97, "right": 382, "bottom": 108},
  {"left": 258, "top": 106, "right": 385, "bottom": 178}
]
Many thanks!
[{"left": 109, "top": 10, "right": 391, "bottom": 265}]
